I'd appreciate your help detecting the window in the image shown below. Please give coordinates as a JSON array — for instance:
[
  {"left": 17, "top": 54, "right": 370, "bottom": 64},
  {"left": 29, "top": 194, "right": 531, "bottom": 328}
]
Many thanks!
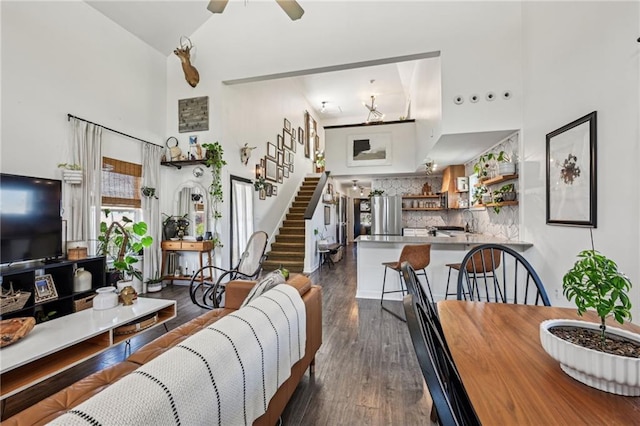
[{"left": 102, "top": 157, "right": 142, "bottom": 208}]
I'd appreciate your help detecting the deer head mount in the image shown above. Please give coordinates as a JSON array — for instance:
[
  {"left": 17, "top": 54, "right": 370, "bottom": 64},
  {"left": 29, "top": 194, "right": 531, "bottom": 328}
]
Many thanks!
[
  {"left": 174, "top": 37, "right": 200, "bottom": 88},
  {"left": 240, "top": 143, "right": 257, "bottom": 166}
]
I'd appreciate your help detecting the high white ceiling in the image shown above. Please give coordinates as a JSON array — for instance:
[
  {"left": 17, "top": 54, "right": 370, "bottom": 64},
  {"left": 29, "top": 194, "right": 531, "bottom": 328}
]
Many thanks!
[{"left": 84, "top": 0, "right": 425, "bottom": 125}]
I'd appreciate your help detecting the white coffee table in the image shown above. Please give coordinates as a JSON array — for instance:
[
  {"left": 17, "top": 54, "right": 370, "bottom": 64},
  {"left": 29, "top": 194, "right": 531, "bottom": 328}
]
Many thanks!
[{"left": 0, "top": 297, "right": 176, "bottom": 400}]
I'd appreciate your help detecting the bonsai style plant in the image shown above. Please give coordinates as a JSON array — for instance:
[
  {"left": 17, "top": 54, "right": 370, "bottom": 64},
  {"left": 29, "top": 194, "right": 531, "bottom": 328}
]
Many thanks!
[
  {"left": 539, "top": 231, "right": 639, "bottom": 395},
  {"left": 98, "top": 209, "right": 153, "bottom": 292}
]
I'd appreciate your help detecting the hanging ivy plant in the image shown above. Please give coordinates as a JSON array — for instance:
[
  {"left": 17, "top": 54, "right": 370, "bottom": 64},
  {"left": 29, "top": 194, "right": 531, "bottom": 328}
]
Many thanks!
[{"left": 202, "top": 142, "right": 227, "bottom": 250}]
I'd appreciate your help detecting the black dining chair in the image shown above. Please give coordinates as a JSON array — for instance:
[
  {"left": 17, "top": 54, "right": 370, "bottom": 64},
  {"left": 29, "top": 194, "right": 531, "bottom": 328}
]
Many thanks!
[
  {"left": 403, "top": 294, "right": 480, "bottom": 426},
  {"left": 189, "top": 231, "right": 268, "bottom": 309},
  {"left": 401, "top": 261, "right": 437, "bottom": 321},
  {"left": 456, "top": 244, "right": 551, "bottom": 306}
]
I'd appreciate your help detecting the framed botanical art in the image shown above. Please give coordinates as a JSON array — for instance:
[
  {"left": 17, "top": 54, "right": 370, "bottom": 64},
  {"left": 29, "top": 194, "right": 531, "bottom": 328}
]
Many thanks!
[
  {"left": 347, "top": 133, "right": 392, "bottom": 167},
  {"left": 546, "top": 111, "right": 597, "bottom": 227},
  {"left": 34, "top": 274, "right": 58, "bottom": 303},
  {"left": 265, "top": 157, "right": 278, "bottom": 182},
  {"left": 267, "top": 142, "right": 277, "bottom": 159}
]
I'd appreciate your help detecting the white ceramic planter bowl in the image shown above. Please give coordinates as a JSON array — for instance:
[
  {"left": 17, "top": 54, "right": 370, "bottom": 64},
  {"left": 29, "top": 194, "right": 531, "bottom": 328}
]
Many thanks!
[
  {"left": 540, "top": 319, "right": 640, "bottom": 396},
  {"left": 498, "top": 162, "right": 516, "bottom": 176}
]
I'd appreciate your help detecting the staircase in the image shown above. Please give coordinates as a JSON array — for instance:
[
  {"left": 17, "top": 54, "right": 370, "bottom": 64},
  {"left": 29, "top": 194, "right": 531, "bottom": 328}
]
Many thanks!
[{"left": 262, "top": 176, "right": 320, "bottom": 273}]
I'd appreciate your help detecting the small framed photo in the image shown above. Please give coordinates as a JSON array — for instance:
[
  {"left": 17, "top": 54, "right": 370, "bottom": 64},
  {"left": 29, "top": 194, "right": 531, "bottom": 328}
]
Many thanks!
[
  {"left": 283, "top": 130, "right": 294, "bottom": 151},
  {"left": 265, "top": 157, "right": 278, "bottom": 182},
  {"left": 284, "top": 118, "right": 291, "bottom": 132},
  {"left": 267, "top": 142, "right": 277, "bottom": 159},
  {"left": 265, "top": 183, "right": 273, "bottom": 197},
  {"left": 272, "top": 186, "right": 278, "bottom": 196},
  {"left": 189, "top": 135, "right": 198, "bottom": 145},
  {"left": 259, "top": 188, "right": 266, "bottom": 200},
  {"left": 277, "top": 166, "right": 284, "bottom": 183},
  {"left": 277, "top": 150, "right": 285, "bottom": 165},
  {"left": 277, "top": 134, "right": 283, "bottom": 150},
  {"left": 283, "top": 167, "right": 290, "bottom": 178},
  {"left": 298, "top": 127, "right": 304, "bottom": 145},
  {"left": 289, "top": 162, "right": 294, "bottom": 173},
  {"left": 34, "top": 274, "right": 58, "bottom": 303}
]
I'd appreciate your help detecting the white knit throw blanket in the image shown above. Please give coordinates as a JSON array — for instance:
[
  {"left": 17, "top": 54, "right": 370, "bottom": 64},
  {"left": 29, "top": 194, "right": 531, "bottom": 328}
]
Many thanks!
[{"left": 49, "top": 284, "right": 306, "bottom": 426}]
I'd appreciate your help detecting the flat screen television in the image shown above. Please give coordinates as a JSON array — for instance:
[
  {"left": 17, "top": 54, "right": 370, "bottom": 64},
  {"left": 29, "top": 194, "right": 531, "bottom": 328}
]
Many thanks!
[{"left": 1, "top": 173, "right": 63, "bottom": 264}]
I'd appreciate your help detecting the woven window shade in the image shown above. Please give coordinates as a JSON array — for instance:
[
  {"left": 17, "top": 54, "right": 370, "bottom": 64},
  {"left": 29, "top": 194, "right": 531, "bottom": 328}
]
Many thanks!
[{"left": 102, "top": 157, "right": 142, "bottom": 208}]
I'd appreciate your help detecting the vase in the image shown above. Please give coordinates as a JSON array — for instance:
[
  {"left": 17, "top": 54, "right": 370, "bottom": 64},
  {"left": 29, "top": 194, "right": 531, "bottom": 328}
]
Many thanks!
[
  {"left": 93, "top": 287, "right": 118, "bottom": 310},
  {"left": 163, "top": 218, "right": 177, "bottom": 240},
  {"left": 73, "top": 268, "right": 92, "bottom": 292}
]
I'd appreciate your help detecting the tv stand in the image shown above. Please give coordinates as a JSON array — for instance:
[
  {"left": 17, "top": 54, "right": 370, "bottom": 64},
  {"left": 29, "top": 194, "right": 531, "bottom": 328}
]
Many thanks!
[{"left": 42, "top": 258, "right": 63, "bottom": 264}]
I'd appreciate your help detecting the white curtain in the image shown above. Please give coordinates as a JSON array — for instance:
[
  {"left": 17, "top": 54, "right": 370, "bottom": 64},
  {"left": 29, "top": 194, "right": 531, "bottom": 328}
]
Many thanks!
[
  {"left": 70, "top": 118, "right": 102, "bottom": 255},
  {"left": 231, "top": 178, "right": 254, "bottom": 266},
  {"left": 142, "top": 143, "right": 163, "bottom": 291}
]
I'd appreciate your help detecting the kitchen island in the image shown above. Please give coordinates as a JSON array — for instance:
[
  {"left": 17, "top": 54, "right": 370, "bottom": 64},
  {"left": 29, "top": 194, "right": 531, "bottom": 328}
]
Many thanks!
[{"left": 355, "top": 233, "right": 533, "bottom": 301}]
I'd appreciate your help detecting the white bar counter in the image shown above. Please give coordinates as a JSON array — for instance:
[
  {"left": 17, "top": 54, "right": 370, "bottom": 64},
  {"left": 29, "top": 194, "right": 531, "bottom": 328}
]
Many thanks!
[{"left": 355, "top": 234, "right": 533, "bottom": 301}]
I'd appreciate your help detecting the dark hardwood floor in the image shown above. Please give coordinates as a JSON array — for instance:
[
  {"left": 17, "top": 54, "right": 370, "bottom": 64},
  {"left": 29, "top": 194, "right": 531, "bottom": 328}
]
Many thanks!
[{"left": 2, "top": 245, "right": 432, "bottom": 424}]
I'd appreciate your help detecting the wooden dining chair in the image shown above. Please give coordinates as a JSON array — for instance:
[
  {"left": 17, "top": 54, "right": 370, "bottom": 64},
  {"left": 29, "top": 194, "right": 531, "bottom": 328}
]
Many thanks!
[
  {"left": 403, "top": 294, "right": 480, "bottom": 426},
  {"left": 456, "top": 244, "right": 551, "bottom": 306}
]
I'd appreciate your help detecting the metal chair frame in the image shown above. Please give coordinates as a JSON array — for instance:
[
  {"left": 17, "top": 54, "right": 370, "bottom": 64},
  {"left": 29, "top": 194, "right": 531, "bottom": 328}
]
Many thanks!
[
  {"left": 189, "top": 231, "right": 268, "bottom": 309},
  {"left": 456, "top": 244, "right": 551, "bottom": 306}
]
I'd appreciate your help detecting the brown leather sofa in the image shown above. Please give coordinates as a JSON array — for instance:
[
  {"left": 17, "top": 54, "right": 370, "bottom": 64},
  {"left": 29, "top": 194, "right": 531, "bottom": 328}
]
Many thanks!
[{"left": 5, "top": 274, "right": 322, "bottom": 426}]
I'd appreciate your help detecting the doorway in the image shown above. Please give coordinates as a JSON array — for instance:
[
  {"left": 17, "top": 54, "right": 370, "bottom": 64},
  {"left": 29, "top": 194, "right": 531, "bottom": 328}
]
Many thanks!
[{"left": 230, "top": 176, "right": 254, "bottom": 266}]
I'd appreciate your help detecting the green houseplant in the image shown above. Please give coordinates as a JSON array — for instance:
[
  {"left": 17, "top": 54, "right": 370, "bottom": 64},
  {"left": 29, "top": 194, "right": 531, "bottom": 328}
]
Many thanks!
[
  {"left": 202, "top": 142, "right": 226, "bottom": 250},
  {"left": 539, "top": 231, "right": 639, "bottom": 396},
  {"left": 98, "top": 209, "right": 153, "bottom": 290}
]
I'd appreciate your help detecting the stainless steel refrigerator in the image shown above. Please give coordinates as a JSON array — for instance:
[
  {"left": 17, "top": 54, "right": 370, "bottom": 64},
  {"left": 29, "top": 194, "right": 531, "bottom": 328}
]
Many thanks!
[
  {"left": 335, "top": 195, "right": 347, "bottom": 245},
  {"left": 370, "top": 195, "right": 403, "bottom": 236}
]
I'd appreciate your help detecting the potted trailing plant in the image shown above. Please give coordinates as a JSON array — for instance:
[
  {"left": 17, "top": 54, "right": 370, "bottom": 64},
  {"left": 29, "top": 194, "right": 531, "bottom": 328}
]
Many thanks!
[
  {"left": 539, "top": 233, "right": 639, "bottom": 395},
  {"left": 145, "top": 274, "right": 164, "bottom": 293},
  {"left": 202, "top": 142, "right": 226, "bottom": 250},
  {"left": 473, "top": 153, "right": 496, "bottom": 181},
  {"left": 57, "top": 163, "right": 82, "bottom": 185},
  {"left": 98, "top": 209, "right": 153, "bottom": 294},
  {"left": 490, "top": 183, "right": 516, "bottom": 213},
  {"left": 496, "top": 150, "right": 517, "bottom": 176},
  {"left": 472, "top": 185, "right": 487, "bottom": 205}
]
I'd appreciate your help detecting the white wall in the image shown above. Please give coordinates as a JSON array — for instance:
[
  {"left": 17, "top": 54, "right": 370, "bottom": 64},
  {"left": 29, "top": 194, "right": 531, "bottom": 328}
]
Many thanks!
[
  {"left": 1, "top": 1, "right": 166, "bottom": 178},
  {"left": 324, "top": 122, "right": 417, "bottom": 176},
  {"left": 520, "top": 2, "right": 640, "bottom": 322}
]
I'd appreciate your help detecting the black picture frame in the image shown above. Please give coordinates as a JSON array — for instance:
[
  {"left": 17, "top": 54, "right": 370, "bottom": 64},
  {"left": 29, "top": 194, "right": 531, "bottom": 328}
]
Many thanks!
[
  {"left": 324, "top": 205, "right": 331, "bottom": 225},
  {"left": 546, "top": 111, "right": 597, "bottom": 227}
]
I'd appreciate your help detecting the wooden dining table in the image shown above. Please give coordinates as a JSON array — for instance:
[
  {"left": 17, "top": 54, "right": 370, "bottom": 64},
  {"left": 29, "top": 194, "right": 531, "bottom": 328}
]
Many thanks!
[{"left": 437, "top": 300, "right": 640, "bottom": 425}]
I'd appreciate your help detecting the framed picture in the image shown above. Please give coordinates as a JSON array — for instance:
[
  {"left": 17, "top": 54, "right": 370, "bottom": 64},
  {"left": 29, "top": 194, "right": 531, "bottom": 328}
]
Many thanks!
[
  {"left": 283, "top": 130, "right": 294, "bottom": 151},
  {"left": 277, "top": 166, "right": 284, "bottom": 183},
  {"left": 314, "top": 134, "right": 320, "bottom": 153},
  {"left": 265, "top": 183, "right": 273, "bottom": 197},
  {"left": 265, "top": 157, "right": 278, "bottom": 182},
  {"left": 305, "top": 111, "right": 316, "bottom": 158},
  {"left": 277, "top": 134, "right": 283, "bottom": 150},
  {"left": 259, "top": 188, "right": 266, "bottom": 200},
  {"left": 324, "top": 205, "right": 331, "bottom": 225},
  {"left": 287, "top": 151, "right": 294, "bottom": 165},
  {"left": 347, "top": 133, "right": 392, "bottom": 167},
  {"left": 34, "top": 274, "right": 58, "bottom": 303},
  {"left": 277, "top": 150, "right": 285, "bottom": 165},
  {"left": 283, "top": 166, "right": 289, "bottom": 178},
  {"left": 267, "top": 142, "right": 277, "bottom": 159},
  {"left": 289, "top": 162, "right": 294, "bottom": 173},
  {"left": 298, "top": 127, "right": 304, "bottom": 145},
  {"left": 272, "top": 186, "right": 278, "bottom": 196},
  {"left": 284, "top": 118, "right": 291, "bottom": 132},
  {"left": 546, "top": 111, "right": 597, "bottom": 227}
]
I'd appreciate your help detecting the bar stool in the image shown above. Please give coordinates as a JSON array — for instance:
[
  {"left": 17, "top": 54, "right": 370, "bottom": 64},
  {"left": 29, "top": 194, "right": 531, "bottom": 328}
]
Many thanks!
[
  {"left": 444, "top": 247, "right": 502, "bottom": 299},
  {"left": 381, "top": 244, "right": 431, "bottom": 321}
]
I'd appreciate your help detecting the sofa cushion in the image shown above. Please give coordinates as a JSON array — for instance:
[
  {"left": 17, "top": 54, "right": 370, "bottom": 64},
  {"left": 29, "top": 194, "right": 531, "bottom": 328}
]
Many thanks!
[{"left": 240, "top": 270, "right": 286, "bottom": 308}]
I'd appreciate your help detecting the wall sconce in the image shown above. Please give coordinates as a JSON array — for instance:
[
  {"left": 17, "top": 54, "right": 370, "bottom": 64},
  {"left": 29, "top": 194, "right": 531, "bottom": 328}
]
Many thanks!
[{"left": 255, "top": 164, "right": 263, "bottom": 179}]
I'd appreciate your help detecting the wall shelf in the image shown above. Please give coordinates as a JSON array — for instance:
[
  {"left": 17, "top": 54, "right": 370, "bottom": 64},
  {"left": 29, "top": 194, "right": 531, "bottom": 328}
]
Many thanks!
[
  {"left": 161, "top": 160, "right": 206, "bottom": 170},
  {"left": 402, "top": 208, "right": 445, "bottom": 211},
  {"left": 485, "top": 201, "right": 519, "bottom": 207},
  {"left": 476, "top": 174, "right": 518, "bottom": 187}
]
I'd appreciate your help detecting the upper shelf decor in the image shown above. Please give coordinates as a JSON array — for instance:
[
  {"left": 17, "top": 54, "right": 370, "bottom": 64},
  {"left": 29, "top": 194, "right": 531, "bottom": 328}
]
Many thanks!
[
  {"left": 546, "top": 111, "right": 597, "bottom": 227},
  {"left": 178, "top": 96, "right": 209, "bottom": 133}
]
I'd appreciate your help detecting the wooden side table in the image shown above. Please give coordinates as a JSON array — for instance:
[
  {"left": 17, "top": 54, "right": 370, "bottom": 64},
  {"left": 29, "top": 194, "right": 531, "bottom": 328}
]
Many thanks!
[{"left": 161, "top": 240, "right": 213, "bottom": 285}]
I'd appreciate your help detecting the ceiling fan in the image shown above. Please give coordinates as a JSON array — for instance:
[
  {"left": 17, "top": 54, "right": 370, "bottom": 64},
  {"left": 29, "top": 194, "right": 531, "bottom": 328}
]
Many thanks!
[
  {"left": 364, "top": 95, "right": 384, "bottom": 122},
  {"left": 207, "top": 0, "right": 304, "bottom": 21}
]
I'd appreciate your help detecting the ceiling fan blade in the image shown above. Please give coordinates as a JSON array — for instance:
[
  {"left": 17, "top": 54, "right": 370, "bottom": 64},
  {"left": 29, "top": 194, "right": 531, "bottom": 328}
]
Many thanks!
[
  {"left": 207, "top": 0, "right": 229, "bottom": 14},
  {"left": 275, "top": 0, "right": 304, "bottom": 20}
]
